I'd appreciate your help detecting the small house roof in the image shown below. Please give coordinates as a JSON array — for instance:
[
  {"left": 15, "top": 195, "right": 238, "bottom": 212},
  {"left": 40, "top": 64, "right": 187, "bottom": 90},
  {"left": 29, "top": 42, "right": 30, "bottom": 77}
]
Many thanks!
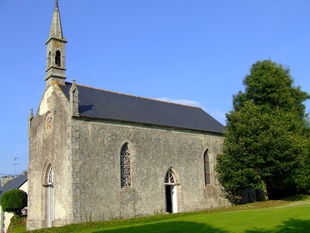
[{"left": 0, "top": 175, "right": 27, "bottom": 198}]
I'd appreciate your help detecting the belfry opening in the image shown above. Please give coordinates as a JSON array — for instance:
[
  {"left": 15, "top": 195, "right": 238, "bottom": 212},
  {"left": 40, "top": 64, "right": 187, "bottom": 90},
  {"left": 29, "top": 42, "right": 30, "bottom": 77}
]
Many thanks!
[{"left": 55, "top": 51, "right": 61, "bottom": 67}]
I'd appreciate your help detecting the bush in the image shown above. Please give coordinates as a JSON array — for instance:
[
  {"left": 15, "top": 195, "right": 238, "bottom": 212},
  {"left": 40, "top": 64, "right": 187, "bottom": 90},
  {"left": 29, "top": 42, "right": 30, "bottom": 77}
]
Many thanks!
[{"left": 0, "top": 189, "right": 27, "bottom": 216}]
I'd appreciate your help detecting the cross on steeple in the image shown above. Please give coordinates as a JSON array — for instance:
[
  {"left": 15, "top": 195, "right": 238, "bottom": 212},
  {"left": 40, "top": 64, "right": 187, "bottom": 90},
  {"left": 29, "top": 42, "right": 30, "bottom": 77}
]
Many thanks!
[{"left": 44, "top": 0, "right": 67, "bottom": 85}]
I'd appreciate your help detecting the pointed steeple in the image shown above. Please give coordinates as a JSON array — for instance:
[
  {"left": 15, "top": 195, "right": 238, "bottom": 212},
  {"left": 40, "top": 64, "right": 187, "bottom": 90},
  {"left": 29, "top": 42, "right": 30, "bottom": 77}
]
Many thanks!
[
  {"left": 48, "top": 0, "right": 64, "bottom": 40},
  {"left": 45, "top": 0, "right": 67, "bottom": 85}
]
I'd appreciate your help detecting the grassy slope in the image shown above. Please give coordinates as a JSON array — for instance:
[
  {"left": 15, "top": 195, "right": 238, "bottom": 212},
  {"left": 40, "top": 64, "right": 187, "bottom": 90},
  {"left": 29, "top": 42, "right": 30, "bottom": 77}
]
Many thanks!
[
  {"left": 9, "top": 196, "right": 310, "bottom": 233},
  {"left": 7, "top": 216, "right": 27, "bottom": 233}
]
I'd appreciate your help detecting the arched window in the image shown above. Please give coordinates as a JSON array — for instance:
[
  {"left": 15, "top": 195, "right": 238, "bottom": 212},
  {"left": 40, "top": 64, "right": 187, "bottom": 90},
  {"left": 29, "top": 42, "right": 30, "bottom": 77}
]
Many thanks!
[
  {"left": 165, "top": 169, "right": 176, "bottom": 184},
  {"left": 55, "top": 50, "right": 61, "bottom": 67},
  {"left": 204, "top": 150, "right": 211, "bottom": 185},
  {"left": 120, "top": 143, "right": 131, "bottom": 188},
  {"left": 47, "top": 167, "right": 54, "bottom": 186}
]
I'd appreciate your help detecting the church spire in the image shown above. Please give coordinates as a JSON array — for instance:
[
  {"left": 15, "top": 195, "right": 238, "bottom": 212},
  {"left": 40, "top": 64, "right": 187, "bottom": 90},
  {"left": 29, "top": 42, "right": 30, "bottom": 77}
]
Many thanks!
[
  {"left": 49, "top": 0, "right": 64, "bottom": 40},
  {"left": 45, "top": 0, "right": 67, "bottom": 85}
]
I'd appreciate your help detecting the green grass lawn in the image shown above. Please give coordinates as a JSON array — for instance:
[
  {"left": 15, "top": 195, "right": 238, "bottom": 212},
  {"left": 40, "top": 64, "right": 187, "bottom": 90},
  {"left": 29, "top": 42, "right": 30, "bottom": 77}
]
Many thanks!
[
  {"left": 7, "top": 216, "right": 27, "bottom": 233},
  {"left": 9, "top": 196, "right": 310, "bottom": 233}
]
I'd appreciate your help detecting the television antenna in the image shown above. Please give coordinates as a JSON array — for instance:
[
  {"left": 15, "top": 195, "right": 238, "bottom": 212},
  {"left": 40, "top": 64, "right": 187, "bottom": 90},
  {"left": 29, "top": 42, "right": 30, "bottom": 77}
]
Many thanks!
[{"left": 13, "top": 156, "right": 19, "bottom": 177}]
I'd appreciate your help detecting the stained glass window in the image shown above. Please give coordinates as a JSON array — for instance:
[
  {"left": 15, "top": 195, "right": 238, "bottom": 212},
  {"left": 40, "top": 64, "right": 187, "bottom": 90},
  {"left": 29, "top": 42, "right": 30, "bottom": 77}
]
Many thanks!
[{"left": 120, "top": 143, "right": 131, "bottom": 188}]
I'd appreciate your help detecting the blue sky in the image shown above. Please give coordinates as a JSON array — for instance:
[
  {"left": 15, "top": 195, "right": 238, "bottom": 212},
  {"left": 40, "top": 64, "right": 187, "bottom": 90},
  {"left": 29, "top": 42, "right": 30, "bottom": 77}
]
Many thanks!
[{"left": 0, "top": 0, "right": 309, "bottom": 175}]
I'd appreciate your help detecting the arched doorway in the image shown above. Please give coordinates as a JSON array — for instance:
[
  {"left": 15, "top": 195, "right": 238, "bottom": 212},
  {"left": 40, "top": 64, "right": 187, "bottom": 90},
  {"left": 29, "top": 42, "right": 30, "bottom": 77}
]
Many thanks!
[
  {"left": 45, "top": 166, "right": 54, "bottom": 227},
  {"left": 164, "top": 169, "right": 178, "bottom": 213}
]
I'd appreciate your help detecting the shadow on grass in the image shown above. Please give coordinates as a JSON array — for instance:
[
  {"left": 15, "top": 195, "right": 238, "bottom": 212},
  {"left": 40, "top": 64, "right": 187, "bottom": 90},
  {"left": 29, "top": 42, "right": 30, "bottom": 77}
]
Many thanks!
[
  {"left": 245, "top": 219, "right": 310, "bottom": 233},
  {"left": 283, "top": 194, "right": 310, "bottom": 201},
  {"left": 93, "top": 221, "right": 228, "bottom": 233},
  {"left": 93, "top": 219, "right": 310, "bottom": 233}
]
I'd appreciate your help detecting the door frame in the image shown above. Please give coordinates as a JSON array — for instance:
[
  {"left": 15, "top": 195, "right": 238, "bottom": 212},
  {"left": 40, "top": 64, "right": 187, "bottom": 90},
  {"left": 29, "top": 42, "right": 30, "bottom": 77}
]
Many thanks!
[{"left": 164, "top": 168, "right": 179, "bottom": 214}]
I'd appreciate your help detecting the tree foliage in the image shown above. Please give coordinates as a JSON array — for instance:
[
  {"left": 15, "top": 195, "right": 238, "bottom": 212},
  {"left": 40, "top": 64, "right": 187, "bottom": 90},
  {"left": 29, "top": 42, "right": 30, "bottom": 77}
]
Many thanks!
[
  {"left": 216, "top": 60, "right": 310, "bottom": 201},
  {"left": 0, "top": 189, "right": 27, "bottom": 216}
]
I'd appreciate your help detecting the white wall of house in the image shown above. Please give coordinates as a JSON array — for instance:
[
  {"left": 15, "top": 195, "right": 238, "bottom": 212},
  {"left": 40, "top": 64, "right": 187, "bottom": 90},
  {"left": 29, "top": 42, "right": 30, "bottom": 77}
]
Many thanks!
[
  {"left": 19, "top": 182, "right": 28, "bottom": 194},
  {"left": 1, "top": 181, "right": 28, "bottom": 233},
  {"left": 0, "top": 205, "right": 3, "bottom": 233},
  {"left": 3, "top": 212, "right": 14, "bottom": 233}
]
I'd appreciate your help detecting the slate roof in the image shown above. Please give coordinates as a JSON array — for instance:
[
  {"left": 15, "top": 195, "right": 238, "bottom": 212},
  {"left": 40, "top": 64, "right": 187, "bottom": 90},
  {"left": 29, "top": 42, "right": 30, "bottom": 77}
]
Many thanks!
[
  {"left": 60, "top": 83, "right": 225, "bottom": 134},
  {"left": 0, "top": 175, "right": 27, "bottom": 198}
]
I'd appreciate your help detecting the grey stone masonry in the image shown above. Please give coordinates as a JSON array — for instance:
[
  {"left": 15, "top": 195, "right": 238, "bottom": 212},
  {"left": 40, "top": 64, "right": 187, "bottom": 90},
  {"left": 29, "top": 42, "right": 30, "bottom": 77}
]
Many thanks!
[{"left": 44, "top": 0, "right": 67, "bottom": 84}]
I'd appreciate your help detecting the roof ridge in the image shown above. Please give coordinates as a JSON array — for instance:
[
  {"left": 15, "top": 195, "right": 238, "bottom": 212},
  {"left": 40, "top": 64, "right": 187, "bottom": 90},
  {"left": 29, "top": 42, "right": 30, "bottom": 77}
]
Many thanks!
[{"left": 75, "top": 83, "right": 201, "bottom": 109}]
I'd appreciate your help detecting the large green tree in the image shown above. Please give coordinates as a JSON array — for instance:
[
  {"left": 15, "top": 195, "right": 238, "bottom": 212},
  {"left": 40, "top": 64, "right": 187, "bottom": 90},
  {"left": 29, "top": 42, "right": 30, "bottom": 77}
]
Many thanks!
[{"left": 216, "top": 60, "right": 309, "bottom": 201}]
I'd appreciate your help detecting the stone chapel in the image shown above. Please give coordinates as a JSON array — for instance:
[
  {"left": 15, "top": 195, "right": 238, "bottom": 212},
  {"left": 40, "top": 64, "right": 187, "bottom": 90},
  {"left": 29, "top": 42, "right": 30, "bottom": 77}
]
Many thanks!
[{"left": 27, "top": 0, "right": 230, "bottom": 230}]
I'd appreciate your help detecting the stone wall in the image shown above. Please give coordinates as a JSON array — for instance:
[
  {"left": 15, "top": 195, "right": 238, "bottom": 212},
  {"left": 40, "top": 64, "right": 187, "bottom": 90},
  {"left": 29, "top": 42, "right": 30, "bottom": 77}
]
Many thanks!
[
  {"left": 71, "top": 118, "right": 230, "bottom": 222},
  {"left": 27, "top": 84, "right": 73, "bottom": 230}
]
